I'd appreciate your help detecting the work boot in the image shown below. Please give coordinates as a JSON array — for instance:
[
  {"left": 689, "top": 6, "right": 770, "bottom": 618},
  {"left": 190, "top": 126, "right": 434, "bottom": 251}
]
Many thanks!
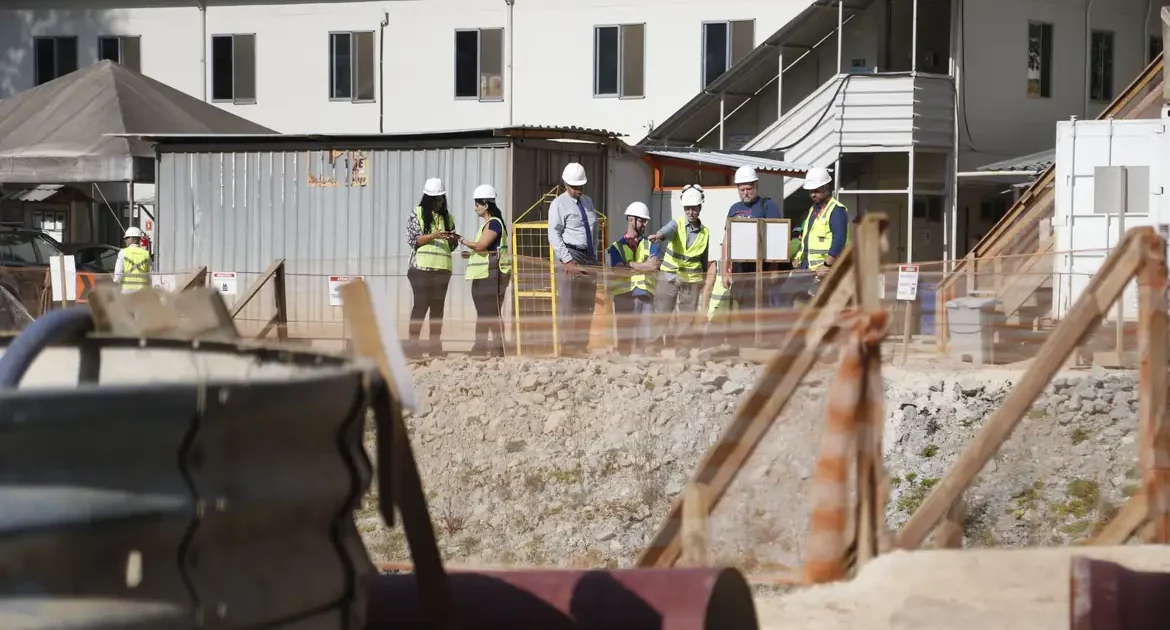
[{"left": 427, "top": 323, "right": 446, "bottom": 358}]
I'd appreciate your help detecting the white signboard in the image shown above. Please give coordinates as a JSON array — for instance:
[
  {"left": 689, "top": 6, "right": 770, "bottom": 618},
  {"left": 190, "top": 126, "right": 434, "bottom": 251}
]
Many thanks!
[
  {"left": 896, "top": 265, "right": 920, "bottom": 301},
  {"left": 762, "top": 220, "right": 793, "bottom": 262},
  {"left": 727, "top": 220, "right": 759, "bottom": 261},
  {"left": 152, "top": 274, "right": 178, "bottom": 292},
  {"left": 49, "top": 255, "right": 77, "bottom": 302},
  {"left": 329, "top": 275, "right": 364, "bottom": 306},
  {"left": 211, "top": 271, "right": 238, "bottom": 295}
]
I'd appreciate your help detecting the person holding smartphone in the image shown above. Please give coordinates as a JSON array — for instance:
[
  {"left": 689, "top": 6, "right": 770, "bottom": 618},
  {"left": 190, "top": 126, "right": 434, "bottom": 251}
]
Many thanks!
[{"left": 405, "top": 177, "right": 458, "bottom": 357}]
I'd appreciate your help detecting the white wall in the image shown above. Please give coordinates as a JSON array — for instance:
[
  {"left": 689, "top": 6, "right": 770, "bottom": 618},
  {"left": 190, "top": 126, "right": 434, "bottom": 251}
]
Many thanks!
[
  {"left": 0, "top": 0, "right": 818, "bottom": 142},
  {"left": 959, "top": 0, "right": 1163, "bottom": 169}
]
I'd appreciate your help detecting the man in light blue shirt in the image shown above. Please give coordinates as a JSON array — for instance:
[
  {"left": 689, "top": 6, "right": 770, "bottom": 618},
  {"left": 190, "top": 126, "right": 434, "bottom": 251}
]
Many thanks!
[{"left": 547, "top": 162, "right": 602, "bottom": 355}]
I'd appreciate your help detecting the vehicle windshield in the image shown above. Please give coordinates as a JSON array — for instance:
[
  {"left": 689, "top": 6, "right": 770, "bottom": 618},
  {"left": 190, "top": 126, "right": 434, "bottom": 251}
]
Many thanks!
[{"left": 0, "top": 230, "right": 64, "bottom": 264}]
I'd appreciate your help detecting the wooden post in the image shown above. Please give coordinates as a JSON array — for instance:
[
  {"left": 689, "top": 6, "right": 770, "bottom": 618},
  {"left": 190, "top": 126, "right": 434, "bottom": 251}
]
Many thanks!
[
  {"left": 900, "top": 300, "right": 913, "bottom": 365},
  {"left": 1137, "top": 229, "right": 1169, "bottom": 541},
  {"left": 934, "top": 495, "right": 966, "bottom": 549},
  {"left": 680, "top": 482, "right": 711, "bottom": 567}
]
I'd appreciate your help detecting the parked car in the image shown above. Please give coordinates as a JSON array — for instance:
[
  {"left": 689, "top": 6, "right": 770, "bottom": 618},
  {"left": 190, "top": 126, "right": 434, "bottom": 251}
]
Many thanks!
[
  {"left": 0, "top": 226, "right": 67, "bottom": 319},
  {"left": 70, "top": 244, "right": 122, "bottom": 274}
]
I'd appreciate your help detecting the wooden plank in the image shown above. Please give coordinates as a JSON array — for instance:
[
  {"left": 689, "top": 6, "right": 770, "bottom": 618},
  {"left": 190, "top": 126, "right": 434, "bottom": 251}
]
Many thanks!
[
  {"left": 1089, "top": 492, "right": 1148, "bottom": 545},
  {"left": 1137, "top": 230, "right": 1170, "bottom": 541},
  {"left": 852, "top": 216, "right": 886, "bottom": 568},
  {"left": 895, "top": 229, "right": 1148, "bottom": 549},
  {"left": 679, "top": 482, "right": 711, "bottom": 567},
  {"left": 229, "top": 258, "right": 284, "bottom": 319}
]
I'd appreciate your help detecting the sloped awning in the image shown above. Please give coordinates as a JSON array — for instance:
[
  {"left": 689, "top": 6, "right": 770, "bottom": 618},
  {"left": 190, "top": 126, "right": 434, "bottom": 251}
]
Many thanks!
[
  {"left": 974, "top": 149, "right": 1055, "bottom": 174},
  {"left": 0, "top": 60, "right": 275, "bottom": 184},
  {"left": 645, "top": 149, "right": 809, "bottom": 176}
]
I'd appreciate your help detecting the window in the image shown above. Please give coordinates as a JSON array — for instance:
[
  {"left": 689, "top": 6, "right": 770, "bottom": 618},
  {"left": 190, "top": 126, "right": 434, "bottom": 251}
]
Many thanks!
[
  {"left": 0, "top": 232, "right": 42, "bottom": 264},
  {"left": 329, "top": 32, "right": 375, "bottom": 102},
  {"left": 211, "top": 34, "right": 256, "bottom": 104},
  {"left": 1026, "top": 22, "right": 1053, "bottom": 98},
  {"left": 593, "top": 24, "right": 645, "bottom": 98},
  {"left": 1151, "top": 35, "right": 1163, "bottom": 64},
  {"left": 1090, "top": 30, "right": 1114, "bottom": 101},
  {"left": 98, "top": 35, "right": 141, "bottom": 72},
  {"left": 702, "top": 20, "right": 754, "bottom": 88},
  {"left": 33, "top": 36, "right": 78, "bottom": 85},
  {"left": 454, "top": 28, "right": 503, "bottom": 100},
  {"left": 32, "top": 210, "right": 66, "bottom": 243}
]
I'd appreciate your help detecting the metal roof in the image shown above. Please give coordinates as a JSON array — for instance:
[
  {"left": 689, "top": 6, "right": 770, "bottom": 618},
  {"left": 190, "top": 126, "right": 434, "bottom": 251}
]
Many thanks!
[
  {"left": 645, "top": 150, "right": 809, "bottom": 175},
  {"left": 113, "top": 124, "right": 627, "bottom": 148},
  {"left": 641, "top": 0, "right": 876, "bottom": 146},
  {"left": 0, "top": 184, "right": 63, "bottom": 202},
  {"left": 975, "top": 148, "right": 1055, "bottom": 173}
]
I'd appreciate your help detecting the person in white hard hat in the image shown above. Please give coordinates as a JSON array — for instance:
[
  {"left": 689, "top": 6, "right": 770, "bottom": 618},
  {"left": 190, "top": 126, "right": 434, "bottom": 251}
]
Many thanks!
[
  {"left": 605, "top": 201, "right": 662, "bottom": 353},
  {"left": 792, "top": 166, "right": 850, "bottom": 277},
  {"left": 722, "top": 164, "right": 783, "bottom": 311},
  {"left": 547, "top": 162, "right": 602, "bottom": 355},
  {"left": 648, "top": 184, "right": 715, "bottom": 347},
  {"left": 405, "top": 177, "right": 459, "bottom": 357},
  {"left": 111, "top": 226, "right": 151, "bottom": 293},
  {"left": 460, "top": 184, "right": 512, "bottom": 357}
]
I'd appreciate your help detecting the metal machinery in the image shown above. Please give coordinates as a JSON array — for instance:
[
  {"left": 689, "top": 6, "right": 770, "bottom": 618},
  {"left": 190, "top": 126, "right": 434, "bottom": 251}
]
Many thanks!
[{"left": 0, "top": 287, "right": 758, "bottom": 629}]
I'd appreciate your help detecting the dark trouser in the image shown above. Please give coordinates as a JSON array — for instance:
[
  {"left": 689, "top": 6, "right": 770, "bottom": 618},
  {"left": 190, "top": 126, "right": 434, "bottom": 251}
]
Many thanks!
[
  {"left": 612, "top": 291, "right": 654, "bottom": 353},
  {"left": 407, "top": 267, "right": 452, "bottom": 355},
  {"left": 555, "top": 249, "right": 599, "bottom": 355},
  {"left": 652, "top": 279, "right": 703, "bottom": 345},
  {"left": 471, "top": 268, "right": 511, "bottom": 355}
]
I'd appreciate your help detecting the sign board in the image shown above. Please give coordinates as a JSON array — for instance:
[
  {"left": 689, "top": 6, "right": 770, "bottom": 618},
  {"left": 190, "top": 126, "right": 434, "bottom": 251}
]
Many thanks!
[
  {"left": 144, "top": 219, "right": 154, "bottom": 232},
  {"left": 725, "top": 218, "right": 760, "bottom": 262},
  {"left": 329, "top": 275, "right": 364, "bottom": 307},
  {"left": 761, "top": 219, "right": 793, "bottom": 262},
  {"left": 49, "top": 255, "right": 77, "bottom": 302},
  {"left": 211, "top": 271, "right": 238, "bottom": 295},
  {"left": 896, "top": 265, "right": 920, "bottom": 301}
]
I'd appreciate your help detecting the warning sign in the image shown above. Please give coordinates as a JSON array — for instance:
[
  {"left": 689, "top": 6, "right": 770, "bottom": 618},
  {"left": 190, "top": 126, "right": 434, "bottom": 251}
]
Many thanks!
[
  {"left": 329, "top": 275, "right": 364, "bottom": 306},
  {"left": 896, "top": 265, "right": 920, "bottom": 301},
  {"left": 211, "top": 271, "right": 238, "bottom": 295}
]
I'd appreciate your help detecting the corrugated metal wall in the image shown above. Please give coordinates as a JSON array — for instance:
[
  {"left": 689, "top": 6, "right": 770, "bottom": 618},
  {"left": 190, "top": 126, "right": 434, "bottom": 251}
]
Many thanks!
[{"left": 156, "top": 144, "right": 509, "bottom": 341}]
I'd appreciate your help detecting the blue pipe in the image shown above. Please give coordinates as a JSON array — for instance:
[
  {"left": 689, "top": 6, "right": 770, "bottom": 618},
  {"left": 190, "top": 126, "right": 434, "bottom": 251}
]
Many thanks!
[{"left": 0, "top": 307, "right": 94, "bottom": 388}]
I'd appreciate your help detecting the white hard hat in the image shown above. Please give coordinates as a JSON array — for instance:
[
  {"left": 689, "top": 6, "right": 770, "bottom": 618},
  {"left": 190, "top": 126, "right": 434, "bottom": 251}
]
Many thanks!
[
  {"left": 422, "top": 177, "right": 446, "bottom": 196},
  {"left": 473, "top": 184, "right": 497, "bottom": 200},
  {"left": 562, "top": 162, "right": 588, "bottom": 187},
  {"left": 680, "top": 185, "right": 705, "bottom": 207},
  {"left": 733, "top": 165, "right": 759, "bottom": 185},
  {"left": 801, "top": 167, "right": 833, "bottom": 190},
  {"left": 124, "top": 226, "right": 145, "bottom": 239},
  {"left": 624, "top": 201, "right": 651, "bottom": 220}
]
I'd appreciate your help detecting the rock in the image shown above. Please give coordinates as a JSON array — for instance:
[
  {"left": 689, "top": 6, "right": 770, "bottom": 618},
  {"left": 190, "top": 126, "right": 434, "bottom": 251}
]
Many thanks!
[
  {"left": 543, "top": 410, "right": 567, "bottom": 434},
  {"left": 722, "top": 381, "right": 745, "bottom": 395}
]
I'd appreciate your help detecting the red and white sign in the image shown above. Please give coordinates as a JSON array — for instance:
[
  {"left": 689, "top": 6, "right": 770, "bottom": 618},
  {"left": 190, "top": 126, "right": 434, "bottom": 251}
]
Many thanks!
[
  {"left": 329, "top": 275, "right": 364, "bottom": 306},
  {"left": 144, "top": 219, "right": 154, "bottom": 232},
  {"left": 211, "top": 271, "right": 238, "bottom": 295},
  {"left": 896, "top": 265, "right": 920, "bottom": 301}
]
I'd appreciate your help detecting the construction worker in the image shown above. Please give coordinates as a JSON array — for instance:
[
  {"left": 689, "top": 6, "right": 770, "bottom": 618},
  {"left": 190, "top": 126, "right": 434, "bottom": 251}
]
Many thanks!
[
  {"left": 406, "top": 177, "right": 458, "bottom": 358},
  {"left": 606, "top": 201, "right": 661, "bottom": 353},
  {"left": 461, "top": 184, "right": 512, "bottom": 357},
  {"left": 547, "top": 162, "right": 601, "bottom": 356},
  {"left": 649, "top": 184, "right": 716, "bottom": 346},
  {"left": 722, "top": 165, "right": 783, "bottom": 310},
  {"left": 789, "top": 166, "right": 850, "bottom": 302},
  {"left": 112, "top": 226, "right": 151, "bottom": 292}
]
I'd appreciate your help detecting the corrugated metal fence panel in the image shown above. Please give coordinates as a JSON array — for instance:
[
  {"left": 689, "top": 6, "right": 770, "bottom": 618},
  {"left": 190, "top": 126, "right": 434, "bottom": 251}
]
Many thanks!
[{"left": 157, "top": 147, "right": 509, "bottom": 340}]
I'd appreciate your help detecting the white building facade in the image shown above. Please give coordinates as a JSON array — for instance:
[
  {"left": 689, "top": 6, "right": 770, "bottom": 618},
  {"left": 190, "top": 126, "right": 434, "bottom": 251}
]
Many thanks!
[{"left": 0, "top": 0, "right": 830, "bottom": 142}]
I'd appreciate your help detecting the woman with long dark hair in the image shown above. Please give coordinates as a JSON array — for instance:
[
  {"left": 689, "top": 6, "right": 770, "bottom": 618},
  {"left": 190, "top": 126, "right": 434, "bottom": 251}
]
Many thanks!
[
  {"left": 405, "top": 177, "right": 457, "bottom": 357},
  {"left": 460, "top": 184, "right": 511, "bottom": 357}
]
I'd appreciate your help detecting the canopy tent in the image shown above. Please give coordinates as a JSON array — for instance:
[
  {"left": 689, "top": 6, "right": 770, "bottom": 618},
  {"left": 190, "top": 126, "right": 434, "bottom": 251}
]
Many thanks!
[{"left": 0, "top": 60, "right": 275, "bottom": 184}]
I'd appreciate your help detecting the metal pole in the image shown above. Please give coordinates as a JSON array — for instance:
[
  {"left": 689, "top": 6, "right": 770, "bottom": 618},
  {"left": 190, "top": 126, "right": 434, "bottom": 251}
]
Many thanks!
[
  {"left": 506, "top": 0, "right": 515, "bottom": 126},
  {"left": 906, "top": 148, "right": 915, "bottom": 263},
  {"left": 837, "top": 0, "right": 844, "bottom": 73},
  {"left": 719, "top": 94, "right": 726, "bottom": 150},
  {"left": 777, "top": 51, "right": 784, "bottom": 121},
  {"left": 1117, "top": 166, "right": 1128, "bottom": 357},
  {"left": 949, "top": 0, "right": 961, "bottom": 271},
  {"left": 911, "top": 0, "right": 919, "bottom": 73}
]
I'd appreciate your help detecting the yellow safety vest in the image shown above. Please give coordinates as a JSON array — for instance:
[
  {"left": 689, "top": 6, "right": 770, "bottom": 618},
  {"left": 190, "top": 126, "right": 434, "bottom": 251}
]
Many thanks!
[
  {"left": 793, "top": 198, "right": 850, "bottom": 269},
  {"left": 659, "top": 218, "right": 710, "bottom": 283},
  {"left": 121, "top": 245, "right": 151, "bottom": 291},
  {"left": 414, "top": 206, "right": 453, "bottom": 272},
  {"left": 609, "top": 236, "right": 657, "bottom": 296},
  {"left": 707, "top": 266, "right": 733, "bottom": 322},
  {"left": 466, "top": 218, "right": 512, "bottom": 280}
]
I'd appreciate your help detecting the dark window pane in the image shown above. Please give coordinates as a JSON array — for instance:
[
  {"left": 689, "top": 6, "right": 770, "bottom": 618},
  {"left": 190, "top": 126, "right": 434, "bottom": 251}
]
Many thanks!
[
  {"left": 233, "top": 34, "right": 256, "bottom": 102},
  {"left": 730, "top": 20, "right": 754, "bottom": 66},
  {"left": 595, "top": 26, "right": 618, "bottom": 95},
  {"left": 211, "top": 35, "right": 234, "bottom": 100},
  {"left": 479, "top": 28, "right": 503, "bottom": 99},
  {"left": 331, "top": 32, "right": 352, "bottom": 99},
  {"left": 34, "top": 38, "right": 56, "bottom": 85},
  {"left": 121, "top": 36, "right": 141, "bottom": 72},
  {"left": 1151, "top": 36, "right": 1163, "bottom": 63},
  {"left": 354, "top": 31, "right": 375, "bottom": 101},
  {"left": 56, "top": 37, "right": 77, "bottom": 75},
  {"left": 99, "top": 36, "right": 120, "bottom": 63},
  {"left": 620, "top": 24, "right": 644, "bottom": 98},
  {"left": 454, "top": 30, "right": 478, "bottom": 98},
  {"left": 703, "top": 22, "right": 728, "bottom": 87}
]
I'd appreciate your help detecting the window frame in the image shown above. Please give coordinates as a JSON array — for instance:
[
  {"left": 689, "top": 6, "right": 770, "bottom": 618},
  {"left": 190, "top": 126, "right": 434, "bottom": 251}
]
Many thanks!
[
  {"left": 1150, "top": 35, "right": 1163, "bottom": 64},
  {"left": 210, "top": 33, "right": 257, "bottom": 105},
  {"left": 1089, "top": 29, "right": 1115, "bottom": 103},
  {"left": 328, "top": 30, "right": 376, "bottom": 103},
  {"left": 97, "top": 35, "right": 142, "bottom": 72},
  {"left": 592, "top": 23, "right": 645, "bottom": 100},
  {"left": 453, "top": 27, "right": 505, "bottom": 102},
  {"left": 1026, "top": 21, "right": 1053, "bottom": 99},
  {"left": 32, "top": 36, "right": 78, "bottom": 85},
  {"left": 700, "top": 19, "right": 754, "bottom": 89}
]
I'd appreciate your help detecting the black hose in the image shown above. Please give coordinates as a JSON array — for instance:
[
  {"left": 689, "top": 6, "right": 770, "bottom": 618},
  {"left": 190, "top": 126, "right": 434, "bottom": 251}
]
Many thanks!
[{"left": 0, "top": 306, "right": 95, "bottom": 388}]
